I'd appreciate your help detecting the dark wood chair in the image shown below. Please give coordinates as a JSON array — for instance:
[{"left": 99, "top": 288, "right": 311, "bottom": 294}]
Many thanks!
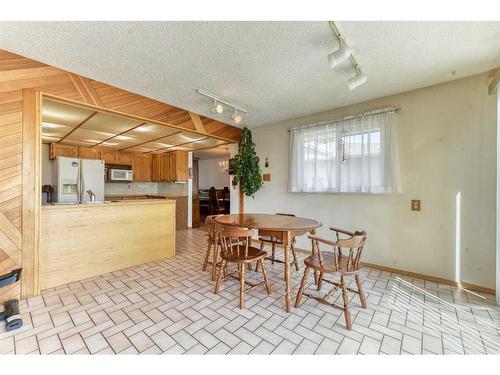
[
  {"left": 215, "top": 226, "right": 271, "bottom": 309},
  {"left": 208, "top": 187, "right": 225, "bottom": 215},
  {"left": 257, "top": 213, "right": 299, "bottom": 271},
  {"left": 202, "top": 215, "right": 223, "bottom": 281},
  {"left": 294, "top": 227, "right": 367, "bottom": 330}
]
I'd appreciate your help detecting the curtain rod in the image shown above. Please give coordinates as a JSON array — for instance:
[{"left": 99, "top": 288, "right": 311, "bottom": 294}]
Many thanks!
[{"left": 288, "top": 107, "right": 401, "bottom": 133}]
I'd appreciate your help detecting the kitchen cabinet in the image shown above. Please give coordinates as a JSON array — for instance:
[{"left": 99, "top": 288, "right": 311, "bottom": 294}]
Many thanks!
[
  {"left": 168, "top": 151, "right": 188, "bottom": 182},
  {"left": 78, "top": 147, "right": 101, "bottom": 160},
  {"left": 161, "top": 153, "right": 171, "bottom": 182},
  {"left": 49, "top": 143, "right": 78, "bottom": 159},
  {"left": 152, "top": 154, "right": 162, "bottom": 182},
  {"left": 151, "top": 151, "right": 188, "bottom": 182},
  {"left": 133, "top": 154, "right": 152, "bottom": 182},
  {"left": 101, "top": 149, "right": 117, "bottom": 164},
  {"left": 101, "top": 149, "right": 133, "bottom": 165}
]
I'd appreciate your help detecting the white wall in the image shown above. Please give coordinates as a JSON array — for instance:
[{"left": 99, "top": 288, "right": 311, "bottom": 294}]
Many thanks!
[
  {"left": 246, "top": 72, "right": 497, "bottom": 289},
  {"left": 199, "top": 157, "right": 231, "bottom": 189}
]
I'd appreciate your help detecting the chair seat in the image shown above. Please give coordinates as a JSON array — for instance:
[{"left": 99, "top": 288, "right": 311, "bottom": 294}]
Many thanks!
[
  {"left": 221, "top": 246, "right": 267, "bottom": 263},
  {"left": 304, "top": 252, "right": 359, "bottom": 274}
]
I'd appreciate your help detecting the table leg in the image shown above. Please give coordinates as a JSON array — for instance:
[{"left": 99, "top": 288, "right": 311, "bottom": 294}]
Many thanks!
[{"left": 284, "top": 231, "right": 291, "bottom": 313}]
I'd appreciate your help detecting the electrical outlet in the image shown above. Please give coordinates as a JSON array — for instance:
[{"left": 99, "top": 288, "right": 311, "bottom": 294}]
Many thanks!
[{"left": 411, "top": 199, "right": 421, "bottom": 211}]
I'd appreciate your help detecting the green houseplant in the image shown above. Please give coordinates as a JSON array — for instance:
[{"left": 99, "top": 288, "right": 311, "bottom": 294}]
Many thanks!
[{"left": 229, "top": 127, "right": 263, "bottom": 197}]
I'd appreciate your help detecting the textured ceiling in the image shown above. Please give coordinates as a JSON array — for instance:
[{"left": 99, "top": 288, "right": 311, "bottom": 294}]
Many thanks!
[{"left": 1, "top": 21, "right": 499, "bottom": 127}]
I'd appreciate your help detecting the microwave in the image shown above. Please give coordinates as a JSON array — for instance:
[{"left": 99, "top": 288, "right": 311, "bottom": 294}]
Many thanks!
[{"left": 109, "top": 169, "right": 133, "bottom": 182}]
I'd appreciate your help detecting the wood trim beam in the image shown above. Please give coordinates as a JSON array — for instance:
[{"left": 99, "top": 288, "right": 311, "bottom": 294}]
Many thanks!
[
  {"left": 91, "top": 123, "right": 146, "bottom": 148},
  {"left": 42, "top": 93, "right": 239, "bottom": 143},
  {"left": 68, "top": 73, "right": 105, "bottom": 107},
  {"left": 21, "top": 88, "right": 42, "bottom": 298},
  {"left": 118, "top": 131, "right": 182, "bottom": 151},
  {"left": 144, "top": 137, "right": 210, "bottom": 154},
  {"left": 189, "top": 112, "right": 207, "bottom": 134},
  {"left": 57, "top": 111, "right": 98, "bottom": 143}
]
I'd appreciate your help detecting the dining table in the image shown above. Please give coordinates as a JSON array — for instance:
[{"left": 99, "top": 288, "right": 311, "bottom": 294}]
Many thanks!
[{"left": 215, "top": 213, "right": 322, "bottom": 312}]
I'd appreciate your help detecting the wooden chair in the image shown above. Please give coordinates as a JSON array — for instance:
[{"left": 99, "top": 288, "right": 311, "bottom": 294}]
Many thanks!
[
  {"left": 215, "top": 226, "right": 271, "bottom": 309},
  {"left": 208, "top": 187, "right": 225, "bottom": 215},
  {"left": 257, "top": 213, "right": 299, "bottom": 271},
  {"left": 294, "top": 227, "right": 367, "bottom": 330},
  {"left": 202, "top": 215, "right": 223, "bottom": 281}
]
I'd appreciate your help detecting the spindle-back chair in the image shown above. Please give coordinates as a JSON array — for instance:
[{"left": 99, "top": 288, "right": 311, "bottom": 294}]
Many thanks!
[
  {"left": 294, "top": 227, "right": 367, "bottom": 330},
  {"left": 215, "top": 225, "right": 271, "bottom": 309}
]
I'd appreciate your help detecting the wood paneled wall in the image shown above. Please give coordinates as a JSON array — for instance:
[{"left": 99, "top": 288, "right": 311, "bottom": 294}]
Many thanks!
[{"left": 0, "top": 49, "right": 241, "bottom": 303}]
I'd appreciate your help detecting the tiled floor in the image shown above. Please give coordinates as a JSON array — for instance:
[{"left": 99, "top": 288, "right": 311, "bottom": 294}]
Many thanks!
[{"left": 1, "top": 228, "right": 499, "bottom": 355}]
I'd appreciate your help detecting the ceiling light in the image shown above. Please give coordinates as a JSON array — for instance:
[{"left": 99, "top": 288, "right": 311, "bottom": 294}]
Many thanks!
[
  {"left": 42, "top": 122, "right": 65, "bottom": 129},
  {"left": 211, "top": 100, "right": 224, "bottom": 114},
  {"left": 328, "top": 46, "right": 354, "bottom": 68},
  {"left": 231, "top": 109, "right": 242, "bottom": 124},
  {"left": 348, "top": 70, "right": 368, "bottom": 90}
]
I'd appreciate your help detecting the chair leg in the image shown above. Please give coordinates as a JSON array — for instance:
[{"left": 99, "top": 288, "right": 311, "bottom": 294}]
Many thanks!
[
  {"left": 355, "top": 274, "right": 367, "bottom": 308},
  {"left": 271, "top": 242, "right": 276, "bottom": 265},
  {"left": 215, "top": 259, "right": 226, "bottom": 295},
  {"left": 316, "top": 272, "right": 324, "bottom": 291},
  {"left": 239, "top": 263, "right": 246, "bottom": 309},
  {"left": 294, "top": 266, "right": 310, "bottom": 308},
  {"left": 255, "top": 241, "right": 265, "bottom": 272},
  {"left": 211, "top": 243, "right": 219, "bottom": 281},
  {"left": 203, "top": 242, "right": 212, "bottom": 271},
  {"left": 260, "top": 260, "right": 272, "bottom": 294},
  {"left": 340, "top": 275, "right": 352, "bottom": 330},
  {"left": 291, "top": 244, "right": 299, "bottom": 271}
]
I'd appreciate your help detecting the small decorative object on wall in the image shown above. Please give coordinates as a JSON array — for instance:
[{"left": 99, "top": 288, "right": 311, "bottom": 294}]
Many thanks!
[
  {"left": 263, "top": 173, "right": 271, "bottom": 182},
  {"left": 265, "top": 158, "right": 269, "bottom": 168},
  {"left": 229, "top": 127, "right": 263, "bottom": 197}
]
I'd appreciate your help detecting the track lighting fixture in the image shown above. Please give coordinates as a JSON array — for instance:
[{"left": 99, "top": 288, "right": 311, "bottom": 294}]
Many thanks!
[
  {"left": 211, "top": 99, "right": 224, "bottom": 114},
  {"left": 328, "top": 45, "right": 355, "bottom": 68},
  {"left": 231, "top": 109, "right": 242, "bottom": 124},
  {"left": 328, "top": 21, "right": 367, "bottom": 90},
  {"left": 348, "top": 68, "right": 368, "bottom": 90},
  {"left": 197, "top": 89, "right": 247, "bottom": 125}
]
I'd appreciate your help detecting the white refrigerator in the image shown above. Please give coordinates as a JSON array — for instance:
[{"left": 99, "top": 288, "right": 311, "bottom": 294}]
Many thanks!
[{"left": 52, "top": 156, "right": 105, "bottom": 203}]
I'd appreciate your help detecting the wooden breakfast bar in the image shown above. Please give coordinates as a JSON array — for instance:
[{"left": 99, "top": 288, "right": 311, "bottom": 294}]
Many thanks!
[{"left": 40, "top": 199, "right": 176, "bottom": 290}]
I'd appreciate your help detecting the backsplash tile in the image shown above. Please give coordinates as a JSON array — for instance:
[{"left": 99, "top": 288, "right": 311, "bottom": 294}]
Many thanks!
[{"left": 105, "top": 182, "right": 188, "bottom": 196}]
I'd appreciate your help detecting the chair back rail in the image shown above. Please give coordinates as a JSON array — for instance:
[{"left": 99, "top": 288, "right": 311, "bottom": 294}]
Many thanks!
[
  {"left": 309, "top": 230, "right": 367, "bottom": 272},
  {"left": 219, "top": 226, "right": 253, "bottom": 260},
  {"left": 205, "top": 214, "right": 223, "bottom": 243}
]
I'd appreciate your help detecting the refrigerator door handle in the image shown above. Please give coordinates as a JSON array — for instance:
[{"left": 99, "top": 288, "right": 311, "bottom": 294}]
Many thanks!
[{"left": 77, "top": 160, "right": 81, "bottom": 204}]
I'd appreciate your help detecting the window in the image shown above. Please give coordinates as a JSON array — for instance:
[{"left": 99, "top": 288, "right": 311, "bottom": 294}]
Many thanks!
[{"left": 288, "top": 108, "right": 401, "bottom": 194}]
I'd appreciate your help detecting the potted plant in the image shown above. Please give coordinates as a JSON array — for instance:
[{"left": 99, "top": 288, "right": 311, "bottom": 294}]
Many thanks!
[{"left": 229, "top": 127, "right": 263, "bottom": 197}]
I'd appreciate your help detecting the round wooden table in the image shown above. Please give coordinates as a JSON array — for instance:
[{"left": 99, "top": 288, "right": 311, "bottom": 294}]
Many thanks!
[{"left": 215, "top": 213, "right": 322, "bottom": 312}]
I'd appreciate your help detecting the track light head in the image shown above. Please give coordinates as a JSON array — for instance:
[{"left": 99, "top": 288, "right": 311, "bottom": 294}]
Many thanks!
[
  {"left": 231, "top": 109, "right": 242, "bottom": 124},
  {"left": 328, "top": 46, "right": 355, "bottom": 68},
  {"left": 347, "top": 71, "right": 367, "bottom": 90},
  {"left": 211, "top": 100, "right": 224, "bottom": 114}
]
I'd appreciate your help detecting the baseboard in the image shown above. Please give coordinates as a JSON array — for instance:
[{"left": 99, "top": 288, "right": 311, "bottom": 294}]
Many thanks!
[{"left": 251, "top": 239, "right": 496, "bottom": 296}]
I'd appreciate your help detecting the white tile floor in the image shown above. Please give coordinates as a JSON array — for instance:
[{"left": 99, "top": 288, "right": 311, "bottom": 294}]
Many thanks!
[{"left": 0, "top": 228, "right": 499, "bottom": 354}]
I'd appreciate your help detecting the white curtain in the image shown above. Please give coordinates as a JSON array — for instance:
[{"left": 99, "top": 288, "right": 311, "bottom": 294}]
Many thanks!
[{"left": 289, "top": 109, "right": 401, "bottom": 194}]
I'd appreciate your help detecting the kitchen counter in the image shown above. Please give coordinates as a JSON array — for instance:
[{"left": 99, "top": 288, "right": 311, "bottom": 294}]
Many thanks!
[
  {"left": 40, "top": 199, "right": 176, "bottom": 290},
  {"left": 42, "top": 199, "right": 171, "bottom": 208},
  {"left": 104, "top": 194, "right": 188, "bottom": 230}
]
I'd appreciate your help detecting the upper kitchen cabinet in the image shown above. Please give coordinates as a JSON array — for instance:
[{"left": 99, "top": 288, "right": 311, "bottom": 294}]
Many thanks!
[
  {"left": 101, "top": 149, "right": 133, "bottom": 165},
  {"left": 169, "top": 151, "right": 188, "bottom": 182},
  {"left": 79, "top": 147, "right": 101, "bottom": 160},
  {"left": 133, "top": 154, "right": 152, "bottom": 182},
  {"left": 151, "top": 151, "right": 188, "bottom": 182},
  {"left": 49, "top": 143, "right": 78, "bottom": 160}
]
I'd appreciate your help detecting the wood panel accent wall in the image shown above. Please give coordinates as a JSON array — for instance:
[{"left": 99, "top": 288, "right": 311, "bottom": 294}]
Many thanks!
[{"left": 0, "top": 49, "right": 241, "bottom": 303}]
